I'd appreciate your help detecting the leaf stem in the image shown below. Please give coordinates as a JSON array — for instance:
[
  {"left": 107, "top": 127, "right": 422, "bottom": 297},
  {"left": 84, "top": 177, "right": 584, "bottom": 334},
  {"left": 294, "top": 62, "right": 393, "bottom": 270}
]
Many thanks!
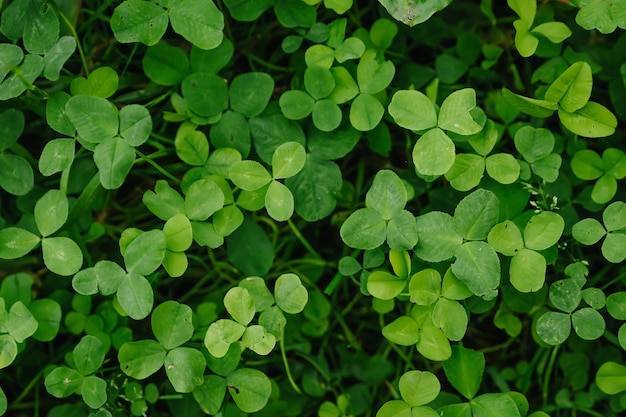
[
  {"left": 542, "top": 345, "right": 559, "bottom": 405},
  {"left": 134, "top": 149, "right": 180, "bottom": 184},
  {"left": 47, "top": 0, "right": 89, "bottom": 76},
  {"left": 280, "top": 332, "right": 302, "bottom": 394},
  {"left": 287, "top": 218, "right": 321, "bottom": 259}
]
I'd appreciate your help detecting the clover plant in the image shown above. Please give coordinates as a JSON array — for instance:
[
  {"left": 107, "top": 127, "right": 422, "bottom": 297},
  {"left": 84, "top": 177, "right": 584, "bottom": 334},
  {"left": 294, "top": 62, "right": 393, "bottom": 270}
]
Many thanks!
[{"left": 3, "top": 0, "right": 626, "bottom": 416}]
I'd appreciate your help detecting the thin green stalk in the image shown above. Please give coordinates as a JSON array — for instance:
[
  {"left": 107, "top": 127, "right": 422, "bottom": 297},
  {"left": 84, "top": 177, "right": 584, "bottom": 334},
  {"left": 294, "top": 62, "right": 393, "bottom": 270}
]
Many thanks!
[
  {"left": 287, "top": 218, "right": 322, "bottom": 259},
  {"left": 280, "top": 332, "right": 302, "bottom": 394},
  {"left": 47, "top": 0, "right": 89, "bottom": 76},
  {"left": 134, "top": 149, "right": 180, "bottom": 184},
  {"left": 542, "top": 345, "right": 559, "bottom": 405}
]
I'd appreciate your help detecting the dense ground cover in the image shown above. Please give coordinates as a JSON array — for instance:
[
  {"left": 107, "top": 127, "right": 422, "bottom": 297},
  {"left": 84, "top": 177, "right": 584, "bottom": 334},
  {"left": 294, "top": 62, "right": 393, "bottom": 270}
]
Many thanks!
[{"left": 1, "top": 0, "right": 626, "bottom": 416}]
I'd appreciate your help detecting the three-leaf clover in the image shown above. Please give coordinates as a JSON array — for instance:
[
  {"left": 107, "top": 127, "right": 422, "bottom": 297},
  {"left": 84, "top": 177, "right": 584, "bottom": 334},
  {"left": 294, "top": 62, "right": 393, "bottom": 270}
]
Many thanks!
[
  {"left": 340, "top": 169, "right": 418, "bottom": 251},
  {"left": 45, "top": 335, "right": 108, "bottom": 408},
  {"left": 503, "top": 62, "right": 617, "bottom": 138},
  {"left": 229, "top": 142, "right": 306, "bottom": 221},
  {"left": 571, "top": 148, "right": 626, "bottom": 204},
  {"left": 572, "top": 201, "right": 626, "bottom": 263},
  {"left": 488, "top": 211, "right": 565, "bottom": 292},
  {"left": 389, "top": 88, "right": 485, "bottom": 178}
]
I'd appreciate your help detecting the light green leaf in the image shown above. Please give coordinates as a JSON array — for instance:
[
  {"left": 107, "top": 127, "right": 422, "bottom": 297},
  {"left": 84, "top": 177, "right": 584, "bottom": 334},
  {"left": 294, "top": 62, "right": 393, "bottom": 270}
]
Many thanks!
[
  {"left": 312, "top": 99, "right": 342, "bottom": 132},
  {"left": 367, "top": 270, "right": 406, "bottom": 300},
  {"left": 445, "top": 154, "right": 485, "bottom": 192},
  {"left": 116, "top": 273, "right": 154, "bottom": 320},
  {"left": 7, "top": 301, "right": 37, "bottom": 343},
  {"left": 572, "top": 218, "right": 606, "bottom": 245},
  {"left": 43, "top": 36, "right": 77, "bottom": 81},
  {"left": 164, "top": 347, "right": 206, "bottom": 393},
  {"left": 81, "top": 375, "right": 107, "bottom": 409},
  {"left": 572, "top": 307, "right": 605, "bottom": 340},
  {"left": 536, "top": 311, "right": 571, "bottom": 345},
  {"left": 349, "top": 93, "right": 385, "bottom": 131},
  {"left": 571, "top": 149, "right": 604, "bottom": 180},
  {"left": 29, "top": 298, "right": 61, "bottom": 342},
  {"left": 152, "top": 301, "right": 194, "bottom": 350},
  {"left": 366, "top": 170, "right": 407, "bottom": 220},
  {"left": 558, "top": 101, "right": 617, "bottom": 138},
  {"left": 204, "top": 319, "right": 246, "bottom": 358},
  {"left": 510, "top": 248, "right": 546, "bottom": 292},
  {"left": 118, "top": 339, "right": 166, "bottom": 379},
  {"left": 184, "top": 179, "right": 225, "bottom": 221},
  {"left": 379, "top": 0, "right": 453, "bottom": 26},
  {"left": 44, "top": 366, "right": 83, "bottom": 398},
  {"left": 413, "top": 128, "right": 455, "bottom": 176},
  {"left": 94, "top": 137, "right": 136, "bottom": 190},
  {"left": 0, "top": 154, "right": 32, "bottom": 195},
  {"left": 70, "top": 66, "right": 119, "bottom": 98},
  {"left": 35, "top": 189, "right": 68, "bottom": 237},
  {"left": 452, "top": 242, "right": 500, "bottom": 300},
  {"left": 169, "top": 0, "right": 224, "bottom": 50},
  {"left": 192, "top": 375, "right": 227, "bottom": 415},
  {"left": 523, "top": 211, "right": 564, "bottom": 251},
  {"left": 41, "top": 237, "right": 83, "bottom": 276},
  {"left": 0, "top": 227, "right": 40, "bottom": 260},
  {"left": 230, "top": 72, "right": 274, "bottom": 118},
  {"left": 73, "top": 335, "right": 105, "bottom": 375},
  {"left": 66, "top": 96, "right": 118, "bottom": 144},
  {"left": 110, "top": 0, "right": 169, "bottom": 45},
  {"left": 443, "top": 343, "right": 485, "bottom": 400},
  {"left": 163, "top": 213, "right": 193, "bottom": 252},
  {"left": 227, "top": 368, "right": 272, "bottom": 413},
  {"left": 39, "top": 138, "right": 75, "bottom": 176},
  {"left": 142, "top": 180, "right": 186, "bottom": 221},
  {"left": 545, "top": 62, "right": 592, "bottom": 113},
  {"left": 602, "top": 232, "right": 626, "bottom": 263},
  {"left": 386, "top": 210, "right": 419, "bottom": 251},
  {"left": 417, "top": 324, "right": 451, "bottom": 361},
  {"left": 531, "top": 21, "right": 572, "bottom": 43},
  {"left": 329, "top": 66, "right": 359, "bottom": 103},
  {"left": 453, "top": 189, "right": 499, "bottom": 241},
  {"left": 265, "top": 180, "right": 294, "bottom": 221},
  {"left": 241, "top": 325, "right": 276, "bottom": 355},
  {"left": 596, "top": 362, "right": 626, "bottom": 395},
  {"left": 486, "top": 153, "right": 520, "bottom": 184},
  {"left": 123, "top": 229, "right": 166, "bottom": 276},
  {"left": 272, "top": 142, "right": 307, "bottom": 179},
  {"left": 357, "top": 51, "right": 395, "bottom": 94},
  {"left": 487, "top": 220, "right": 524, "bottom": 256},
  {"left": 375, "top": 400, "right": 412, "bottom": 417},
  {"left": 224, "top": 287, "right": 256, "bottom": 325},
  {"left": 514, "top": 126, "right": 555, "bottom": 163},
  {"left": 230, "top": 160, "right": 272, "bottom": 191},
  {"left": 433, "top": 298, "right": 468, "bottom": 341},
  {"left": 501, "top": 88, "right": 558, "bottom": 118},
  {"left": 119, "top": 104, "right": 152, "bottom": 147},
  {"left": 280, "top": 90, "right": 315, "bottom": 120},
  {"left": 304, "top": 66, "right": 336, "bottom": 100},
  {"left": 275, "top": 273, "right": 308, "bottom": 314},
  {"left": 438, "top": 88, "right": 482, "bottom": 135},
  {"left": 182, "top": 72, "right": 228, "bottom": 118},
  {"left": 399, "top": 370, "right": 440, "bottom": 406},
  {"left": 382, "top": 316, "right": 419, "bottom": 345},
  {"left": 409, "top": 269, "right": 441, "bottom": 305},
  {"left": 388, "top": 90, "right": 438, "bottom": 131},
  {"left": 470, "top": 393, "right": 522, "bottom": 417},
  {"left": 142, "top": 43, "right": 190, "bottom": 86},
  {"left": 340, "top": 208, "right": 386, "bottom": 250},
  {"left": 22, "top": 2, "right": 59, "bottom": 54},
  {"left": 414, "top": 211, "right": 463, "bottom": 262},
  {"left": 0, "top": 335, "right": 17, "bottom": 369}
]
